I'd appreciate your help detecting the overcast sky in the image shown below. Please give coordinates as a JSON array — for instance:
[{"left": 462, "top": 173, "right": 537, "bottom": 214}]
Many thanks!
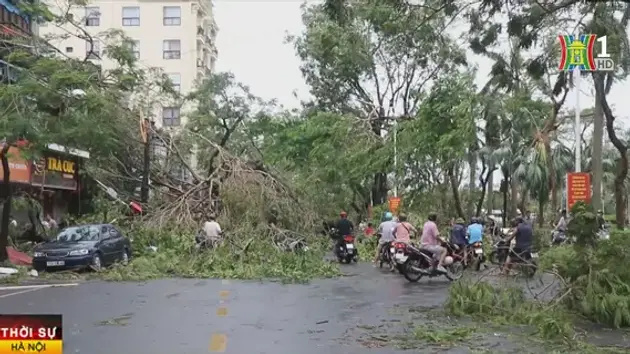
[{"left": 214, "top": 1, "right": 630, "bottom": 124}]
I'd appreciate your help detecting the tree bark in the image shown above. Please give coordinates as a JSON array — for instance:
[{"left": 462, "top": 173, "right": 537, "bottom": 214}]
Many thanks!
[
  {"left": 486, "top": 169, "right": 494, "bottom": 213},
  {"left": 538, "top": 197, "right": 545, "bottom": 228},
  {"left": 594, "top": 73, "right": 627, "bottom": 229},
  {"left": 591, "top": 83, "right": 604, "bottom": 212},
  {"left": 447, "top": 164, "right": 465, "bottom": 218},
  {"left": 0, "top": 144, "right": 11, "bottom": 262},
  {"left": 467, "top": 152, "right": 476, "bottom": 218},
  {"left": 140, "top": 128, "right": 151, "bottom": 204}
]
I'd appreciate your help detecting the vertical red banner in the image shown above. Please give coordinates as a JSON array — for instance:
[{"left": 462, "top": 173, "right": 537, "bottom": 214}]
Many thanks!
[
  {"left": 567, "top": 172, "right": 592, "bottom": 211},
  {"left": 388, "top": 197, "right": 401, "bottom": 214}
]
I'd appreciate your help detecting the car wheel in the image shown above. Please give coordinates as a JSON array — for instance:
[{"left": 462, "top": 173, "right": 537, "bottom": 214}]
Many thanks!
[
  {"left": 91, "top": 253, "right": 103, "bottom": 271},
  {"left": 121, "top": 248, "right": 130, "bottom": 266}
]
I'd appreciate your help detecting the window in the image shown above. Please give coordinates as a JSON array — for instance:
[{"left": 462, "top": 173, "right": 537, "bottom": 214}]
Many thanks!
[
  {"left": 167, "top": 73, "right": 181, "bottom": 92},
  {"left": 162, "top": 107, "right": 180, "bottom": 127},
  {"left": 65, "top": 47, "right": 73, "bottom": 53},
  {"left": 163, "top": 6, "right": 181, "bottom": 26},
  {"left": 86, "top": 40, "right": 101, "bottom": 59},
  {"left": 122, "top": 7, "right": 140, "bottom": 26},
  {"left": 130, "top": 40, "right": 140, "bottom": 59},
  {"left": 85, "top": 7, "right": 100, "bottom": 26},
  {"left": 162, "top": 40, "right": 181, "bottom": 59}
]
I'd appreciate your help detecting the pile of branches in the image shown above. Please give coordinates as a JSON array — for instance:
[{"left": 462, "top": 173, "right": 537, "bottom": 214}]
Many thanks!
[{"left": 140, "top": 130, "right": 320, "bottom": 249}]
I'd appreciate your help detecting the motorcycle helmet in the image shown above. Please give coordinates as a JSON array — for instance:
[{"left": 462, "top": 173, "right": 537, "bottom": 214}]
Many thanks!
[
  {"left": 384, "top": 212, "right": 393, "bottom": 221},
  {"left": 443, "top": 256, "right": 454, "bottom": 266}
]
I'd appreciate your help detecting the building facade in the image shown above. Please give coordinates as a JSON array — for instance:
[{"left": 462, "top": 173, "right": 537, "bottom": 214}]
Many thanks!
[{"left": 39, "top": 0, "right": 218, "bottom": 129}]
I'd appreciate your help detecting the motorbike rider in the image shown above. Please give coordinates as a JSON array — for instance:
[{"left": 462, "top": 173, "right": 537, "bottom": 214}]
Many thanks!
[
  {"left": 373, "top": 212, "right": 397, "bottom": 266},
  {"left": 450, "top": 217, "right": 468, "bottom": 264},
  {"left": 393, "top": 213, "right": 416, "bottom": 243},
  {"left": 467, "top": 216, "right": 484, "bottom": 261},
  {"left": 502, "top": 216, "right": 533, "bottom": 275},
  {"left": 333, "top": 211, "right": 354, "bottom": 249},
  {"left": 420, "top": 212, "right": 448, "bottom": 274},
  {"left": 467, "top": 217, "right": 483, "bottom": 245},
  {"left": 596, "top": 210, "right": 606, "bottom": 231},
  {"left": 552, "top": 209, "right": 568, "bottom": 242}
]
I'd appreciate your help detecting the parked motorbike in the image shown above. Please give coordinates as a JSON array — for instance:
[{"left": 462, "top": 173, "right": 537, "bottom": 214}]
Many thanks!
[
  {"left": 399, "top": 241, "right": 464, "bottom": 282},
  {"left": 336, "top": 235, "right": 358, "bottom": 264}
]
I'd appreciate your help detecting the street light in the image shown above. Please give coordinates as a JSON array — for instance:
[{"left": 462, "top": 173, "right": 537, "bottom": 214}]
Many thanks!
[{"left": 574, "top": 66, "right": 581, "bottom": 173}]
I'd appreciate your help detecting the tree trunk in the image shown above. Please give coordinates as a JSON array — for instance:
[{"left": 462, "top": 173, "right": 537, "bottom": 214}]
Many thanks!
[
  {"left": 447, "top": 164, "right": 465, "bottom": 218},
  {"left": 486, "top": 168, "right": 494, "bottom": 213},
  {"left": 467, "top": 152, "right": 476, "bottom": 218},
  {"left": 140, "top": 129, "right": 151, "bottom": 203},
  {"left": 502, "top": 178, "right": 508, "bottom": 226},
  {"left": 510, "top": 175, "right": 518, "bottom": 217},
  {"left": 591, "top": 95, "right": 604, "bottom": 212},
  {"left": 0, "top": 144, "right": 11, "bottom": 262},
  {"left": 538, "top": 197, "right": 545, "bottom": 228},
  {"left": 594, "top": 72, "right": 628, "bottom": 229},
  {"left": 371, "top": 172, "right": 388, "bottom": 205}
]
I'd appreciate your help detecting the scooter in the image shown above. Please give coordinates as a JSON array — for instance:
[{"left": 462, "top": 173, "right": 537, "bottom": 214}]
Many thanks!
[
  {"left": 378, "top": 240, "right": 396, "bottom": 270},
  {"left": 391, "top": 241, "right": 409, "bottom": 273},
  {"left": 469, "top": 241, "right": 485, "bottom": 271},
  {"left": 399, "top": 241, "right": 464, "bottom": 282},
  {"left": 336, "top": 235, "right": 358, "bottom": 264}
]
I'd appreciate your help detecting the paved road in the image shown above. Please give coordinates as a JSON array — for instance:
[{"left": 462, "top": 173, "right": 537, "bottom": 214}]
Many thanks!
[{"left": 0, "top": 264, "right": 626, "bottom": 354}]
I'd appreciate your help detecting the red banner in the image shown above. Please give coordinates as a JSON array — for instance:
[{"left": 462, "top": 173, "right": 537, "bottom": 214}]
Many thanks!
[
  {"left": 388, "top": 196, "right": 401, "bottom": 214},
  {"left": 567, "top": 172, "right": 591, "bottom": 211}
]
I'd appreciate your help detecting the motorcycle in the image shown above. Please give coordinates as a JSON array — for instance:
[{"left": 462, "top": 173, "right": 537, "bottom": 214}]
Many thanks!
[
  {"left": 391, "top": 241, "right": 409, "bottom": 273},
  {"left": 551, "top": 230, "right": 570, "bottom": 246},
  {"left": 336, "top": 235, "right": 358, "bottom": 264},
  {"left": 468, "top": 241, "right": 485, "bottom": 271},
  {"left": 378, "top": 240, "right": 396, "bottom": 270},
  {"left": 399, "top": 241, "right": 464, "bottom": 282},
  {"left": 488, "top": 236, "right": 538, "bottom": 278}
]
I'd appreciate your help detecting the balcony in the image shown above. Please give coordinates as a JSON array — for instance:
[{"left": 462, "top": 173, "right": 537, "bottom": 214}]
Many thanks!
[
  {"left": 0, "top": 4, "right": 32, "bottom": 37},
  {"left": 196, "top": 26, "right": 206, "bottom": 45}
]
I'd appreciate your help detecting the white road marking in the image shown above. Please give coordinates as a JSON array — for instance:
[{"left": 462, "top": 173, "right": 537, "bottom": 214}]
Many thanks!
[
  {"left": 0, "top": 283, "right": 79, "bottom": 290},
  {"left": 0, "top": 288, "right": 44, "bottom": 298},
  {"left": 0, "top": 283, "right": 79, "bottom": 299}
]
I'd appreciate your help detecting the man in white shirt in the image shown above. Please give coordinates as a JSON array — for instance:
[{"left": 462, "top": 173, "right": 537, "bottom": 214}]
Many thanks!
[{"left": 203, "top": 214, "right": 222, "bottom": 245}]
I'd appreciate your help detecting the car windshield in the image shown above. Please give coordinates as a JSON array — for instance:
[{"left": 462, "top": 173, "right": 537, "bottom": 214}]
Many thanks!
[{"left": 56, "top": 226, "right": 100, "bottom": 242}]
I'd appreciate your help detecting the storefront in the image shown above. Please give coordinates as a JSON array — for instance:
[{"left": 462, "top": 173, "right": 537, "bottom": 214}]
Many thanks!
[{"left": 0, "top": 143, "right": 89, "bottom": 222}]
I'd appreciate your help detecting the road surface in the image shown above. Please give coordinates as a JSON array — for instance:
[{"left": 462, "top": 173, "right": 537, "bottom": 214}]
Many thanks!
[{"left": 0, "top": 263, "right": 627, "bottom": 354}]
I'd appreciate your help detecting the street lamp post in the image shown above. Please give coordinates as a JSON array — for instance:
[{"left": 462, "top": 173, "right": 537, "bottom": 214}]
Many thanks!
[
  {"left": 574, "top": 66, "right": 581, "bottom": 173},
  {"left": 393, "top": 117, "right": 398, "bottom": 197}
]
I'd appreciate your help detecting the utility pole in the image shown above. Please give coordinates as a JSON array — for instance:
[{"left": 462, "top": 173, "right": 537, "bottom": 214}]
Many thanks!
[{"left": 574, "top": 66, "right": 581, "bottom": 173}]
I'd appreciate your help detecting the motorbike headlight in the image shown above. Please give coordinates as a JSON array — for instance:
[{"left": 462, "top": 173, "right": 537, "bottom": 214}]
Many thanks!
[
  {"left": 68, "top": 249, "right": 89, "bottom": 256},
  {"left": 33, "top": 252, "right": 44, "bottom": 258}
]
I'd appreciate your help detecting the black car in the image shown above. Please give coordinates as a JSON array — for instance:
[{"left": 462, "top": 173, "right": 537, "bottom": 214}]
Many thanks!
[{"left": 32, "top": 224, "right": 132, "bottom": 271}]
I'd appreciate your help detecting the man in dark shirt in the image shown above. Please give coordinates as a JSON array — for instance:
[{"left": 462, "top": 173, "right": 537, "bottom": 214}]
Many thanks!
[
  {"left": 450, "top": 218, "right": 467, "bottom": 248},
  {"left": 502, "top": 217, "right": 533, "bottom": 275},
  {"left": 332, "top": 211, "right": 354, "bottom": 251},
  {"left": 336, "top": 211, "right": 354, "bottom": 237}
]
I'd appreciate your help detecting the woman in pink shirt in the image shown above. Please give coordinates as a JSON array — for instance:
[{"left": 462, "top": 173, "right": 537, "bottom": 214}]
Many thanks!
[{"left": 393, "top": 214, "right": 417, "bottom": 243}]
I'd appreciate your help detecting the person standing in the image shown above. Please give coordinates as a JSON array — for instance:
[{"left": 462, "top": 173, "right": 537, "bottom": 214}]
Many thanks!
[{"left": 203, "top": 214, "right": 222, "bottom": 247}]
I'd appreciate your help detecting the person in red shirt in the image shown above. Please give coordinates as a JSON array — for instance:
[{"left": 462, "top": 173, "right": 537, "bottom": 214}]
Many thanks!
[{"left": 364, "top": 222, "right": 375, "bottom": 237}]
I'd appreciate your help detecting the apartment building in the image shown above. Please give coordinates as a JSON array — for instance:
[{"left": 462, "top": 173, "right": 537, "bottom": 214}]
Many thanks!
[{"left": 39, "top": 0, "right": 218, "bottom": 129}]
